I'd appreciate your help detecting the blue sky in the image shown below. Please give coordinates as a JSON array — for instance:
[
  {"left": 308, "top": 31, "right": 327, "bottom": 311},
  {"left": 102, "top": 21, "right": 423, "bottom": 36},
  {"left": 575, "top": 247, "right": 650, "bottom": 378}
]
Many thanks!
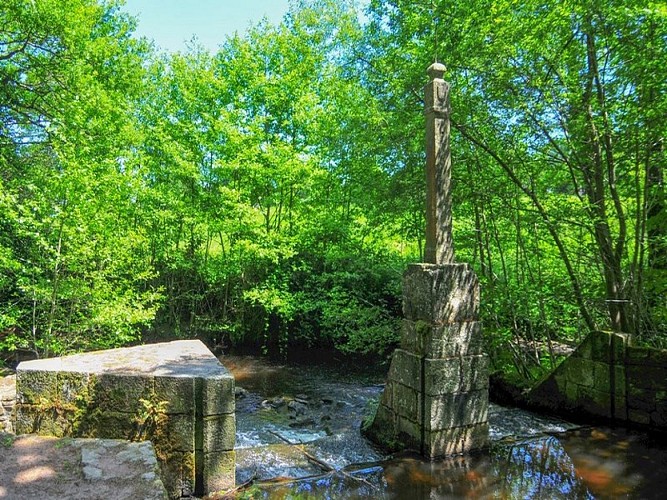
[{"left": 122, "top": 0, "right": 292, "bottom": 53}]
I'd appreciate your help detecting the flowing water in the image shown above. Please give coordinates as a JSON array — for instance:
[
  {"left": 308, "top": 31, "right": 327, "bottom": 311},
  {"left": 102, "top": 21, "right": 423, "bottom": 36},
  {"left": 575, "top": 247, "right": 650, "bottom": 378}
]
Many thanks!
[{"left": 222, "top": 355, "right": 667, "bottom": 499}]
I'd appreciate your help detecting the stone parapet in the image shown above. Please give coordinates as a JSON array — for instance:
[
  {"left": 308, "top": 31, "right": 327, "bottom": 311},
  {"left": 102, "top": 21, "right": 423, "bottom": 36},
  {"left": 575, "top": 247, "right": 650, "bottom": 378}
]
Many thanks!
[
  {"left": 528, "top": 330, "right": 667, "bottom": 430},
  {"left": 14, "top": 340, "right": 235, "bottom": 498}
]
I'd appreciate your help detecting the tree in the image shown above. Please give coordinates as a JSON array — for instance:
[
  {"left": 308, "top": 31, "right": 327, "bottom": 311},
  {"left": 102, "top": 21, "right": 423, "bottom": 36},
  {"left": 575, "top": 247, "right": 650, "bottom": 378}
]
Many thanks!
[
  {"left": 362, "top": 0, "right": 666, "bottom": 349},
  {"left": 1, "top": 0, "right": 158, "bottom": 357}
]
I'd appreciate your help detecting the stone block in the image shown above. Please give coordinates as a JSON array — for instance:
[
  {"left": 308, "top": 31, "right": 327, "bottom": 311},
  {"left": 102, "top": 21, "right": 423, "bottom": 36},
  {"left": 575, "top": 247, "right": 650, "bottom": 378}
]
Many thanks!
[
  {"left": 627, "top": 365, "right": 667, "bottom": 391},
  {"left": 401, "top": 321, "right": 483, "bottom": 357},
  {"left": 16, "top": 370, "right": 58, "bottom": 404},
  {"left": 565, "top": 358, "right": 594, "bottom": 387},
  {"left": 625, "top": 347, "right": 652, "bottom": 365},
  {"left": 201, "top": 371, "right": 235, "bottom": 416},
  {"left": 393, "top": 382, "right": 420, "bottom": 420},
  {"left": 387, "top": 349, "right": 422, "bottom": 391},
  {"left": 14, "top": 404, "right": 70, "bottom": 437},
  {"left": 563, "top": 379, "right": 577, "bottom": 402},
  {"left": 94, "top": 374, "right": 154, "bottom": 413},
  {"left": 627, "top": 394, "right": 655, "bottom": 412},
  {"left": 164, "top": 414, "right": 195, "bottom": 452},
  {"left": 460, "top": 355, "right": 489, "bottom": 391},
  {"left": 83, "top": 411, "right": 136, "bottom": 440},
  {"left": 592, "top": 361, "right": 611, "bottom": 393},
  {"left": 364, "top": 403, "right": 397, "bottom": 442},
  {"left": 402, "top": 263, "right": 479, "bottom": 324},
  {"left": 576, "top": 386, "right": 611, "bottom": 418},
  {"left": 155, "top": 376, "right": 194, "bottom": 415},
  {"left": 613, "top": 366, "right": 626, "bottom": 395},
  {"left": 588, "top": 331, "right": 612, "bottom": 362},
  {"left": 161, "top": 450, "right": 195, "bottom": 499},
  {"left": 57, "top": 371, "right": 90, "bottom": 404},
  {"left": 202, "top": 451, "right": 236, "bottom": 494},
  {"left": 203, "top": 414, "right": 235, "bottom": 452},
  {"left": 575, "top": 336, "right": 592, "bottom": 360},
  {"left": 424, "top": 422, "right": 489, "bottom": 457},
  {"left": 396, "top": 415, "right": 422, "bottom": 451},
  {"left": 424, "top": 390, "right": 488, "bottom": 431},
  {"left": 14, "top": 340, "right": 236, "bottom": 496},
  {"left": 610, "top": 333, "right": 630, "bottom": 364},
  {"left": 380, "top": 381, "right": 394, "bottom": 408},
  {"left": 424, "top": 358, "right": 461, "bottom": 395}
]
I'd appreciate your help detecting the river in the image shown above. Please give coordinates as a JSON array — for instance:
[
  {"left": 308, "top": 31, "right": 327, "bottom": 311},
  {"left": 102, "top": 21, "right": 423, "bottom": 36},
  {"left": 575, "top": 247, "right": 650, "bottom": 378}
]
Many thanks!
[{"left": 222, "top": 354, "right": 667, "bottom": 499}]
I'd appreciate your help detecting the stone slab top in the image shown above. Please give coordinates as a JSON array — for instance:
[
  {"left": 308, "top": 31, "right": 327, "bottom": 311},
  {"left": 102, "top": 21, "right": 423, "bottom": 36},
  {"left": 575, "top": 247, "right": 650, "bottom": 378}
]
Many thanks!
[{"left": 17, "top": 340, "right": 232, "bottom": 379}]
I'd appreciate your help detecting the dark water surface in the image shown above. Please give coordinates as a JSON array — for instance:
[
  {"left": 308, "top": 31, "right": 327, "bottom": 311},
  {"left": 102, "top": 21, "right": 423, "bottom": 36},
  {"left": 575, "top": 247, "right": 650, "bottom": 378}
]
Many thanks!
[{"left": 221, "top": 355, "right": 667, "bottom": 499}]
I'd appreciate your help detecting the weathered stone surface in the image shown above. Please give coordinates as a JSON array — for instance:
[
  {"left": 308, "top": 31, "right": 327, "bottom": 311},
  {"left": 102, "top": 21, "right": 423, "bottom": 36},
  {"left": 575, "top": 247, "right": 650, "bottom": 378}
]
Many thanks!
[
  {"left": 154, "top": 376, "right": 194, "bottom": 415},
  {"left": 396, "top": 415, "right": 422, "bottom": 450},
  {"left": 387, "top": 349, "right": 421, "bottom": 391},
  {"left": 402, "top": 264, "right": 479, "bottom": 324},
  {"left": 627, "top": 365, "right": 666, "bottom": 390},
  {"left": 424, "top": 422, "right": 489, "bottom": 458},
  {"left": 460, "top": 355, "right": 490, "bottom": 392},
  {"left": 164, "top": 414, "right": 195, "bottom": 452},
  {"left": 424, "top": 62, "right": 453, "bottom": 265},
  {"left": 16, "top": 369, "right": 58, "bottom": 404},
  {"left": 201, "top": 370, "right": 235, "bottom": 416},
  {"left": 202, "top": 451, "right": 236, "bottom": 494},
  {"left": 0, "top": 375, "right": 15, "bottom": 433},
  {"left": 94, "top": 374, "right": 154, "bottom": 413},
  {"left": 203, "top": 414, "right": 236, "bottom": 452},
  {"left": 424, "top": 355, "right": 489, "bottom": 396},
  {"left": 401, "top": 321, "right": 483, "bottom": 357},
  {"left": 424, "top": 358, "right": 461, "bottom": 395},
  {"left": 0, "top": 435, "right": 167, "bottom": 499},
  {"left": 625, "top": 346, "right": 652, "bottom": 365},
  {"left": 15, "top": 340, "right": 235, "bottom": 498},
  {"left": 392, "top": 382, "right": 420, "bottom": 420},
  {"left": 424, "top": 391, "right": 489, "bottom": 431},
  {"left": 613, "top": 366, "right": 626, "bottom": 394}
]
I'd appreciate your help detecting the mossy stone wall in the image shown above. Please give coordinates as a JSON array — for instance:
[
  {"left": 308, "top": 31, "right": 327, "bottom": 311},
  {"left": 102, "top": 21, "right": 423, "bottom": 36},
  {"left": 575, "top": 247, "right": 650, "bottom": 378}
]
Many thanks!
[
  {"left": 529, "top": 331, "right": 667, "bottom": 430},
  {"left": 14, "top": 340, "right": 235, "bottom": 498}
]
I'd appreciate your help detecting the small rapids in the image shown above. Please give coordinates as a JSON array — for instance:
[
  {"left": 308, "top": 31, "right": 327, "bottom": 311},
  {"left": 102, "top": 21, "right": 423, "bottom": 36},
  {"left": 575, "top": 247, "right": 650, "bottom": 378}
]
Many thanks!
[{"left": 222, "top": 354, "right": 667, "bottom": 499}]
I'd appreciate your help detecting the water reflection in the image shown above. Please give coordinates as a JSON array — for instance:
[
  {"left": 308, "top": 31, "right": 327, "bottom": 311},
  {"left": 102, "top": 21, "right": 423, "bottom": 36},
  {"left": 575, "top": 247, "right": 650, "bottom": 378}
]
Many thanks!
[
  {"left": 254, "top": 438, "right": 595, "bottom": 499},
  {"left": 222, "top": 355, "right": 667, "bottom": 499}
]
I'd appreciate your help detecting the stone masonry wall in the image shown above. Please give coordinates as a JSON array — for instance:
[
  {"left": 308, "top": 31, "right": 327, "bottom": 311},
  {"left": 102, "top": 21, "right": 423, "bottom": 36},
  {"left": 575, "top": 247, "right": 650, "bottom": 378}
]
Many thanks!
[
  {"left": 625, "top": 346, "right": 667, "bottom": 427},
  {"left": 529, "top": 330, "right": 667, "bottom": 430},
  {"left": 14, "top": 340, "right": 235, "bottom": 498},
  {"left": 0, "top": 375, "right": 15, "bottom": 433},
  {"left": 364, "top": 263, "right": 489, "bottom": 457}
]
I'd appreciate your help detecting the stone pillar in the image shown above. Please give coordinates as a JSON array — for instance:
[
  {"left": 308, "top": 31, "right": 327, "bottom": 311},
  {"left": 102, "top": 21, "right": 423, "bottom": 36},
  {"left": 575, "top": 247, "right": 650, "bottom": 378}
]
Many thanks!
[
  {"left": 363, "top": 64, "right": 489, "bottom": 457},
  {"left": 424, "top": 62, "right": 453, "bottom": 265}
]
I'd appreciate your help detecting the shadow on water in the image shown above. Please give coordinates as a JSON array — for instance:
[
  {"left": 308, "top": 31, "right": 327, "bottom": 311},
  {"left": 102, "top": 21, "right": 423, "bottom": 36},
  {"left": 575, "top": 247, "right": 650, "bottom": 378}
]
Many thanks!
[{"left": 222, "top": 355, "right": 667, "bottom": 499}]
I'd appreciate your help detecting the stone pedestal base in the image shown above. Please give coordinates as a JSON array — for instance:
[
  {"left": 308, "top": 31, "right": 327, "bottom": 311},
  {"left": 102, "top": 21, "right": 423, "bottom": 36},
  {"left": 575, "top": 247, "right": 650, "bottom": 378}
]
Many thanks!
[{"left": 364, "top": 264, "right": 489, "bottom": 457}]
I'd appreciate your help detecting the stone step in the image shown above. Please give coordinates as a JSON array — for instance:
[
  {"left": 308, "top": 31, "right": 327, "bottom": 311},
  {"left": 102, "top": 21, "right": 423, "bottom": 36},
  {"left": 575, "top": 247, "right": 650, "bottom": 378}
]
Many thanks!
[{"left": 0, "top": 434, "right": 167, "bottom": 499}]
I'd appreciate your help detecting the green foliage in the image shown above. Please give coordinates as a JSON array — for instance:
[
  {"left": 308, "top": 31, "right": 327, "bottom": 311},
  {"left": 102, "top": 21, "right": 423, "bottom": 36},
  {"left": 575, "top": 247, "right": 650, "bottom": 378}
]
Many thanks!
[
  {"left": 1, "top": 0, "right": 664, "bottom": 374},
  {"left": 133, "top": 398, "right": 169, "bottom": 443}
]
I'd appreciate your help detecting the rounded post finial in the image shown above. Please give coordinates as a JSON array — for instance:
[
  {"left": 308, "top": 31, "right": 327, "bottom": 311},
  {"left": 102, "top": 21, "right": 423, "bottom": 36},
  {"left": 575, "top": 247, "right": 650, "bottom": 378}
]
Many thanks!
[{"left": 427, "top": 62, "right": 446, "bottom": 81}]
